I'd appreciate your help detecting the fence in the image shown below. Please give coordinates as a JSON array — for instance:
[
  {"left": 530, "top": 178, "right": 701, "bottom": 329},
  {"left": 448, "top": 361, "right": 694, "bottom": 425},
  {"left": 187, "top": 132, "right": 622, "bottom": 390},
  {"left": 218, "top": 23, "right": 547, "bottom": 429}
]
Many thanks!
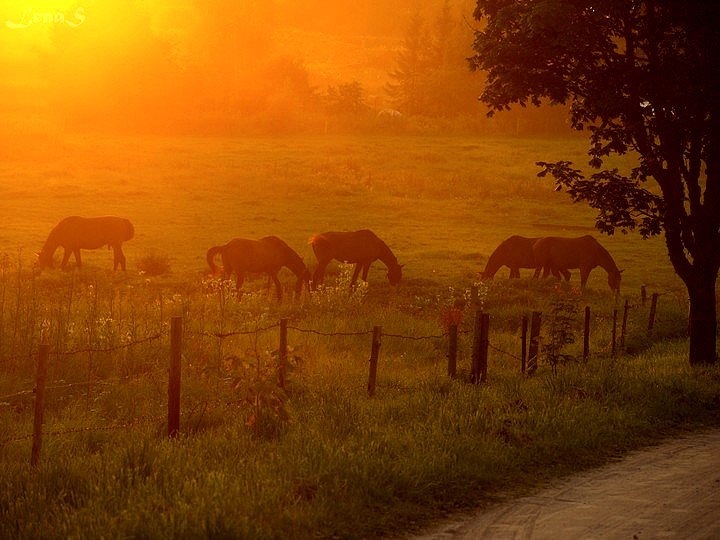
[{"left": 4, "top": 285, "right": 685, "bottom": 466}]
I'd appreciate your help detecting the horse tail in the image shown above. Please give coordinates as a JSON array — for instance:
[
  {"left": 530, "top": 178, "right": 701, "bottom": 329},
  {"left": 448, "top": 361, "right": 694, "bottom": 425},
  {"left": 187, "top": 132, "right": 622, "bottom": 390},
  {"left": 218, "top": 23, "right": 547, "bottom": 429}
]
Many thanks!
[{"left": 206, "top": 245, "right": 224, "bottom": 274}]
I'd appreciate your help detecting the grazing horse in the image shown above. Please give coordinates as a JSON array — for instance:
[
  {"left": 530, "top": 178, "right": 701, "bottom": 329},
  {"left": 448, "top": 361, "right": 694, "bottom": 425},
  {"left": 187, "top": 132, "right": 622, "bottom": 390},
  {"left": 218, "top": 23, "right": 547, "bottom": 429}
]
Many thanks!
[
  {"left": 37, "top": 216, "right": 134, "bottom": 271},
  {"left": 308, "top": 229, "right": 403, "bottom": 288},
  {"left": 532, "top": 235, "right": 622, "bottom": 292},
  {"left": 481, "top": 235, "right": 571, "bottom": 280},
  {"left": 206, "top": 236, "right": 310, "bottom": 301}
]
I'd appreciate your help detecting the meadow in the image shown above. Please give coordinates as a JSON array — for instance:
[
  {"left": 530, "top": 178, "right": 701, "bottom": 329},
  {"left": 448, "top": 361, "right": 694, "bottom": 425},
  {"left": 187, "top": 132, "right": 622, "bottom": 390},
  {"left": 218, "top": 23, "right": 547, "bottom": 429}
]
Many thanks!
[{"left": 1, "top": 133, "right": 718, "bottom": 539}]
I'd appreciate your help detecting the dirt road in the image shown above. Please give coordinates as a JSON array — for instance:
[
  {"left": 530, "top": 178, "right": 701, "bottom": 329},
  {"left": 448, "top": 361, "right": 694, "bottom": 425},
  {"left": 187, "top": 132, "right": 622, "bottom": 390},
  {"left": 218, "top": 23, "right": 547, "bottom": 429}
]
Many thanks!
[{"left": 409, "top": 429, "right": 720, "bottom": 539}]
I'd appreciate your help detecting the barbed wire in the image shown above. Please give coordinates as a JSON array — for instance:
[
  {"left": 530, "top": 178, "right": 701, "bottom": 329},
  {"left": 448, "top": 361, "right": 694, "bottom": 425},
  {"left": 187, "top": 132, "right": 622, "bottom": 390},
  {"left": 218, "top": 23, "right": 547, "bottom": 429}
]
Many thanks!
[
  {"left": 51, "top": 333, "right": 163, "bottom": 356},
  {"left": 488, "top": 341, "right": 522, "bottom": 362},
  {"left": 383, "top": 331, "right": 446, "bottom": 341},
  {"left": 288, "top": 325, "right": 372, "bottom": 337},
  {"left": 192, "top": 322, "right": 449, "bottom": 341},
  {"left": 0, "top": 394, "right": 251, "bottom": 447},
  {"left": 0, "top": 388, "right": 34, "bottom": 401},
  {"left": 0, "top": 412, "right": 168, "bottom": 446},
  {"left": 0, "top": 365, "right": 169, "bottom": 404},
  {"left": 192, "top": 322, "right": 280, "bottom": 339}
]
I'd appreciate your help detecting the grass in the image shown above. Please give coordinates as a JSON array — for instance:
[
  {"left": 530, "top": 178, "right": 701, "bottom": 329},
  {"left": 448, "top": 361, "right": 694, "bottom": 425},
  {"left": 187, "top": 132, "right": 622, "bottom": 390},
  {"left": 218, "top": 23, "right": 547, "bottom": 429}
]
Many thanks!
[{"left": 0, "top": 133, "right": 718, "bottom": 539}]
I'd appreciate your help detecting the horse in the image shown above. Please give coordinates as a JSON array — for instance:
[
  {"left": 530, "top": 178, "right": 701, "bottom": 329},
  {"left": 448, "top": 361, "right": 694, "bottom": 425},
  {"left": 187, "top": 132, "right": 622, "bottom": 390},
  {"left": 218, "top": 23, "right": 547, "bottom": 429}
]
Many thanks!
[
  {"left": 37, "top": 216, "right": 135, "bottom": 271},
  {"left": 308, "top": 229, "right": 403, "bottom": 288},
  {"left": 206, "top": 236, "right": 310, "bottom": 301},
  {"left": 532, "top": 235, "right": 622, "bottom": 292},
  {"left": 481, "top": 235, "right": 571, "bottom": 280}
]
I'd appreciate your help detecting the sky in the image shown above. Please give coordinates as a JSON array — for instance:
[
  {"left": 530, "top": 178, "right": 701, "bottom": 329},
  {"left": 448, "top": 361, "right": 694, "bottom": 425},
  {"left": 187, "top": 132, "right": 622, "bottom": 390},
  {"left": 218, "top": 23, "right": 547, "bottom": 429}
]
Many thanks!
[{"left": 1, "top": 0, "right": 472, "bottom": 135}]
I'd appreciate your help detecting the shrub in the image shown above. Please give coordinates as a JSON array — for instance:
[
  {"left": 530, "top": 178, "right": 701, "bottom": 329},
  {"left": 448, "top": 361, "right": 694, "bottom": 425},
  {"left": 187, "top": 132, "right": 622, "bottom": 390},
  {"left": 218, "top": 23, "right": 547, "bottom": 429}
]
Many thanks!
[{"left": 137, "top": 252, "right": 171, "bottom": 276}]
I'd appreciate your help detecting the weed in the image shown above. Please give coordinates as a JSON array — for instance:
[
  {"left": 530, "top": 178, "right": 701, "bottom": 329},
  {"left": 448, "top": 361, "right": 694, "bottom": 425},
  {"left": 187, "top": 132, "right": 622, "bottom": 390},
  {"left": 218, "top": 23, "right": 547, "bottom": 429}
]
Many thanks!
[
  {"left": 137, "top": 252, "right": 171, "bottom": 276},
  {"left": 309, "top": 263, "right": 369, "bottom": 312}
]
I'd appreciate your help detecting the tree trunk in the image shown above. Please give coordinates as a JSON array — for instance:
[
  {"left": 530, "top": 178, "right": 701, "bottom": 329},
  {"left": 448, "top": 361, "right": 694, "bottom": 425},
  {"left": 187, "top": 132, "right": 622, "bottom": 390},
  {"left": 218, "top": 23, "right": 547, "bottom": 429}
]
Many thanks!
[{"left": 687, "top": 278, "right": 718, "bottom": 365}]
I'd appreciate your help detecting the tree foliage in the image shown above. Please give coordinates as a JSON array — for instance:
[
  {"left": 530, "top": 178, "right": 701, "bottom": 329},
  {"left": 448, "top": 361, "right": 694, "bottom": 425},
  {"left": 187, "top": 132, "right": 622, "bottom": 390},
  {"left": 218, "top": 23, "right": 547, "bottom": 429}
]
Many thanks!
[
  {"left": 470, "top": 0, "right": 720, "bottom": 364},
  {"left": 386, "top": 2, "right": 483, "bottom": 117}
]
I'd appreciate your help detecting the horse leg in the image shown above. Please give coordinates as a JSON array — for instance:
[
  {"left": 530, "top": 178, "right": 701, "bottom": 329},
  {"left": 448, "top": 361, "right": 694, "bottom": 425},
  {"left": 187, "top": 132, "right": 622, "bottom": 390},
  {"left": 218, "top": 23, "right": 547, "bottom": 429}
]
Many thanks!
[
  {"left": 235, "top": 272, "right": 245, "bottom": 299},
  {"left": 312, "top": 262, "right": 328, "bottom": 289},
  {"left": 362, "top": 263, "right": 372, "bottom": 282},
  {"left": 580, "top": 267, "right": 590, "bottom": 289},
  {"left": 60, "top": 249, "right": 72, "bottom": 269},
  {"left": 350, "top": 263, "right": 362, "bottom": 287},
  {"left": 66, "top": 249, "right": 81, "bottom": 269},
  {"left": 561, "top": 269, "right": 571, "bottom": 281},
  {"left": 115, "top": 244, "right": 125, "bottom": 272},
  {"left": 509, "top": 267, "right": 520, "bottom": 279},
  {"left": 112, "top": 245, "right": 126, "bottom": 271},
  {"left": 270, "top": 273, "right": 283, "bottom": 302}
]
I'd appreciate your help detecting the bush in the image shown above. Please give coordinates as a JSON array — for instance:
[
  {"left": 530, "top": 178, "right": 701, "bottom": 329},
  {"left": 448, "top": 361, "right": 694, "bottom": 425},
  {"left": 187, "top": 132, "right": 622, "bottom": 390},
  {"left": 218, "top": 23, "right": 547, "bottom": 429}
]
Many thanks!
[{"left": 137, "top": 252, "right": 171, "bottom": 276}]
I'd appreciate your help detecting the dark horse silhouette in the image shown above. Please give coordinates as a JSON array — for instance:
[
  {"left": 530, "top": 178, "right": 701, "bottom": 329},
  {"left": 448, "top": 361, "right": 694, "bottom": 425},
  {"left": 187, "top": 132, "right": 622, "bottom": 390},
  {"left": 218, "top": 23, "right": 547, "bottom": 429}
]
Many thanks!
[
  {"left": 482, "top": 235, "right": 570, "bottom": 280},
  {"left": 309, "top": 229, "right": 403, "bottom": 288},
  {"left": 206, "top": 236, "right": 310, "bottom": 301},
  {"left": 532, "top": 235, "right": 622, "bottom": 292},
  {"left": 37, "top": 216, "right": 135, "bottom": 271}
]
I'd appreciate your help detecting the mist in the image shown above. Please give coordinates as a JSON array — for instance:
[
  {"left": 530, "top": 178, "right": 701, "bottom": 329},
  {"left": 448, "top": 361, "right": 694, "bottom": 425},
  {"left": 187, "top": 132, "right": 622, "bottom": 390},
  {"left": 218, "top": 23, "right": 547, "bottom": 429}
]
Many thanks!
[{"left": 0, "top": 0, "right": 566, "bottom": 141}]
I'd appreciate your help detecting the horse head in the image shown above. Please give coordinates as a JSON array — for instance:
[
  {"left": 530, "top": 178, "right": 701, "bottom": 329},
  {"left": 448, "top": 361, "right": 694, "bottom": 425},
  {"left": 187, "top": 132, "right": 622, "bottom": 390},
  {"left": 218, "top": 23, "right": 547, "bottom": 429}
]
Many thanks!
[
  {"left": 36, "top": 250, "right": 53, "bottom": 270},
  {"left": 387, "top": 263, "right": 403, "bottom": 285}
]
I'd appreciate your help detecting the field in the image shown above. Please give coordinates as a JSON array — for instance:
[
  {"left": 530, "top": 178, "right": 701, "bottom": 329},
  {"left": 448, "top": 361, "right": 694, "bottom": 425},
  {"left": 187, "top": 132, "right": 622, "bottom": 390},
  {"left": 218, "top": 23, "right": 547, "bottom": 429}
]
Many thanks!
[
  {"left": 1, "top": 133, "right": 718, "bottom": 539},
  {"left": 0, "top": 133, "right": 680, "bottom": 288}
]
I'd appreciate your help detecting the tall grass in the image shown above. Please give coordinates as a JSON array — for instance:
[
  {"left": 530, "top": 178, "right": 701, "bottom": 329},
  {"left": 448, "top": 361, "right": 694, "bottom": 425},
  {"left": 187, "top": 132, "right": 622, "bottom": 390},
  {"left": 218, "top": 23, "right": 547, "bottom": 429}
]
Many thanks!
[
  {"left": 0, "top": 134, "right": 718, "bottom": 538},
  {"left": 0, "top": 256, "right": 718, "bottom": 539}
]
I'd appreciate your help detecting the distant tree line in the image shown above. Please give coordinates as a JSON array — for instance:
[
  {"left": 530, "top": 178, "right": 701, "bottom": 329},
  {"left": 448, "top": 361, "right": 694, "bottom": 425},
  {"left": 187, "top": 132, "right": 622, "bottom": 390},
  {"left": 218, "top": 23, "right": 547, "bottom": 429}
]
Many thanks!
[{"left": 4, "top": 0, "right": 568, "bottom": 135}]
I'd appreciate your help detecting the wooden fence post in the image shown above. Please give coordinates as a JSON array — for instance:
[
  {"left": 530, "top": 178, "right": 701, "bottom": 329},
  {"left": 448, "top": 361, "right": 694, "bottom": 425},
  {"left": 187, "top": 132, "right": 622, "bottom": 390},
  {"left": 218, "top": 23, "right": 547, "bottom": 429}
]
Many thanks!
[
  {"left": 278, "top": 318, "right": 288, "bottom": 389},
  {"left": 620, "top": 299, "right": 629, "bottom": 350},
  {"left": 31, "top": 343, "right": 49, "bottom": 467},
  {"left": 471, "top": 311, "right": 482, "bottom": 383},
  {"left": 521, "top": 315, "right": 528, "bottom": 373},
  {"left": 641, "top": 285, "right": 647, "bottom": 306},
  {"left": 583, "top": 306, "right": 590, "bottom": 362},
  {"left": 470, "top": 286, "right": 479, "bottom": 310},
  {"left": 479, "top": 313, "right": 489, "bottom": 383},
  {"left": 471, "top": 312, "right": 490, "bottom": 384},
  {"left": 367, "top": 326, "right": 382, "bottom": 397},
  {"left": 648, "top": 293, "right": 659, "bottom": 336},
  {"left": 168, "top": 316, "right": 182, "bottom": 439},
  {"left": 527, "top": 311, "right": 542, "bottom": 375},
  {"left": 447, "top": 324, "right": 458, "bottom": 378},
  {"left": 611, "top": 308, "right": 618, "bottom": 356}
]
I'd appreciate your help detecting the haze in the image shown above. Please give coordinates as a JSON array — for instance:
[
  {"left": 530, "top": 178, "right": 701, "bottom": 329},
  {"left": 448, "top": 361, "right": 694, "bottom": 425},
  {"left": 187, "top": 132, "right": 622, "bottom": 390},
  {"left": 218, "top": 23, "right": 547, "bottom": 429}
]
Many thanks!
[{"left": 0, "top": 0, "right": 494, "bottom": 136}]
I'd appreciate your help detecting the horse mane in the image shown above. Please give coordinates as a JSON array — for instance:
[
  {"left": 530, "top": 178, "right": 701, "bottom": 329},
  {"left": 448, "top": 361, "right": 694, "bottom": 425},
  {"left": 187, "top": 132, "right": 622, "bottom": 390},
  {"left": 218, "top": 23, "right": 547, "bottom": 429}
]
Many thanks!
[
  {"left": 365, "top": 230, "right": 398, "bottom": 267},
  {"left": 482, "top": 236, "right": 537, "bottom": 278},
  {"left": 593, "top": 238, "right": 620, "bottom": 272},
  {"left": 481, "top": 253, "right": 501, "bottom": 279},
  {"left": 263, "top": 236, "right": 307, "bottom": 277},
  {"left": 40, "top": 221, "right": 63, "bottom": 256}
]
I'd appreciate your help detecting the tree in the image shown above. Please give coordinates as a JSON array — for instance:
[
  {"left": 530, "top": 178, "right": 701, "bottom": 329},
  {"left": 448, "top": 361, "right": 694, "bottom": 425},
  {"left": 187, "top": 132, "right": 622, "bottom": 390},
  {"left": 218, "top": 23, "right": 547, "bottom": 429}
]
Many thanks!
[
  {"left": 324, "top": 81, "right": 369, "bottom": 115},
  {"left": 387, "top": 4, "right": 488, "bottom": 117},
  {"left": 386, "top": 12, "right": 432, "bottom": 115},
  {"left": 469, "top": 0, "right": 720, "bottom": 365}
]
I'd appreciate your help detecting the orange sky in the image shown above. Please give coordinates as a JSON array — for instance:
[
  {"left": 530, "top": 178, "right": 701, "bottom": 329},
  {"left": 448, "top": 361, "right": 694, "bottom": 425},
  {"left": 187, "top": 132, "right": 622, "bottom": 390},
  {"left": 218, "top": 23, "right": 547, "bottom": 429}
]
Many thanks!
[{"left": 0, "top": 0, "right": 480, "bottom": 136}]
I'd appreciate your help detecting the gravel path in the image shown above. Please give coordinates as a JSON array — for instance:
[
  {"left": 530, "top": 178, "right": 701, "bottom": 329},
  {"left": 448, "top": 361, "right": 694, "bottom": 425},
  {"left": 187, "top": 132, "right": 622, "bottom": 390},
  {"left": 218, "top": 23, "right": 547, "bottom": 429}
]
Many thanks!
[{"left": 408, "top": 428, "right": 720, "bottom": 539}]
